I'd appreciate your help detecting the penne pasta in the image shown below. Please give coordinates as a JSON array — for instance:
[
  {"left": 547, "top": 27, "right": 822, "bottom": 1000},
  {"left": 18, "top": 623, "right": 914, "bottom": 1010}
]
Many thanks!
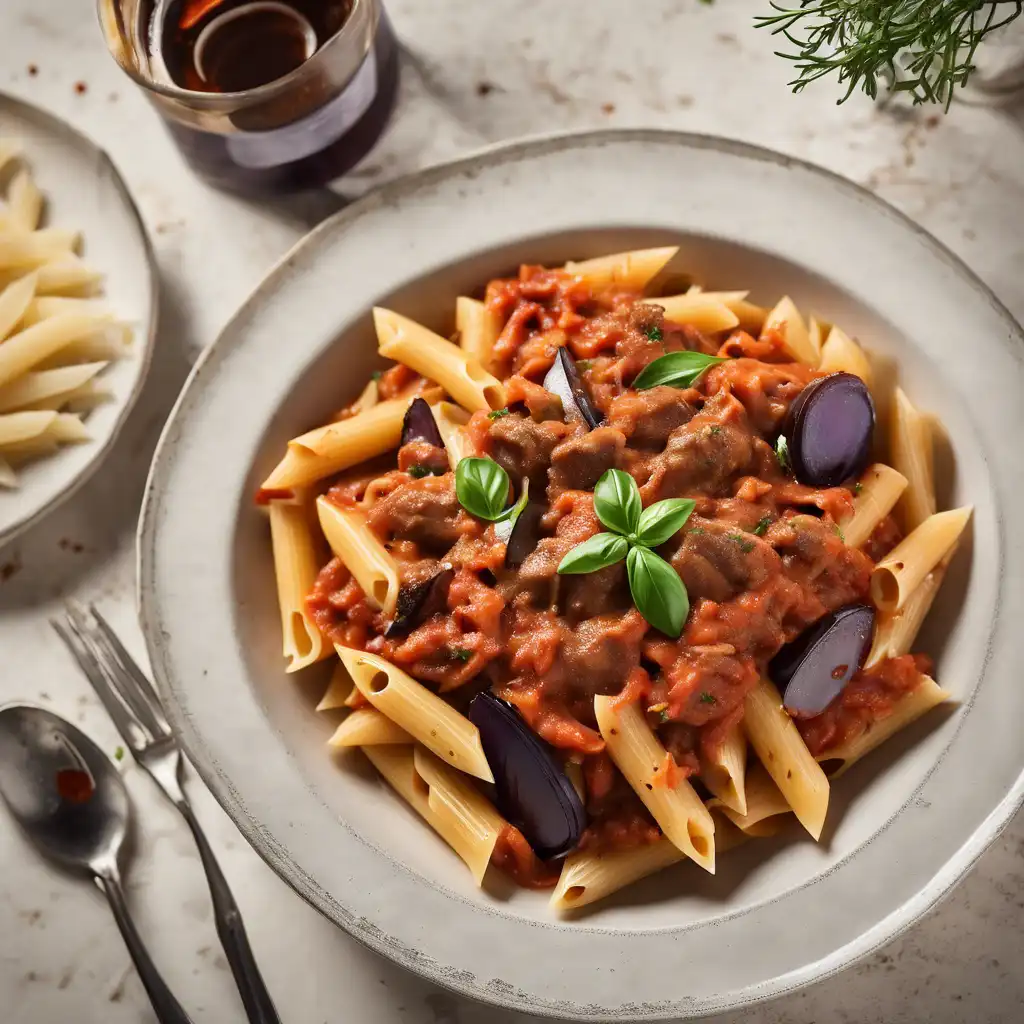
[
  {"left": 643, "top": 293, "right": 741, "bottom": 333},
  {"left": 816, "top": 676, "right": 950, "bottom": 779},
  {"left": 455, "top": 296, "right": 501, "bottom": 371},
  {"left": 890, "top": 387, "right": 936, "bottom": 532},
  {"left": 328, "top": 707, "right": 413, "bottom": 747},
  {"left": 262, "top": 396, "right": 418, "bottom": 491},
  {"left": 338, "top": 646, "right": 494, "bottom": 782},
  {"left": 743, "top": 679, "right": 829, "bottom": 840},
  {"left": 818, "top": 325, "right": 872, "bottom": 386},
  {"left": 710, "top": 762, "right": 792, "bottom": 837},
  {"left": 760, "top": 296, "right": 818, "bottom": 365},
  {"left": 564, "top": 760, "right": 586, "bottom": 804},
  {"left": 866, "top": 557, "right": 949, "bottom": 669},
  {"left": 316, "top": 661, "right": 354, "bottom": 711},
  {"left": 0, "top": 271, "right": 38, "bottom": 341},
  {"left": 8, "top": 169, "right": 42, "bottom": 231},
  {"left": 316, "top": 497, "right": 400, "bottom": 614},
  {"left": 0, "top": 361, "right": 107, "bottom": 413},
  {"left": 268, "top": 499, "right": 330, "bottom": 673},
  {"left": 0, "top": 456, "right": 15, "bottom": 488},
  {"left": 871, "top": 507, "right": 972, "bottom": 613},
  {"left": 551, "top": 840, "right": 684, "bottom": 911},
  {"left": 21, "top": 295, "right": 111, "bottom": 326},
  {"left": 0, "top": 140, "right": 21, "bottom": 174},
  {"left": 699, "top": 723, "right": 748, "bottom": 816},
  {"left": 0, "top": 313, "right": 115, "bottom": 390},
  {"left": 564, "top": 246, "right": 677, "bottom": 291},
  {"left": 431, "top": 401, "right": 473, "bottom": 470},
  {"left": 362, "top": 744, "right": 503, "bottom": 885},
  {"left": 0, "top": 409, "right": 58, "bottom": 447},
  {"left": 0, "top": 228, "right": 78, "bottom": 269},
  {"left": 373, "top": 307, "right": 505, "bottom": 413},
  {"left": 31, "top": 258, "right": 103, "bottom": 295},
  {"left": 838, "top": 463, "right": 908, "bottom": 549},
  {"left": 594, "top": 696, "right": 716, "bottom": 873}
]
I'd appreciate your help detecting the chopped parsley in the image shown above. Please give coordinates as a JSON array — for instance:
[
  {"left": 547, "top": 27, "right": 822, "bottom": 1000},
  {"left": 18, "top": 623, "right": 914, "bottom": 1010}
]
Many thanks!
[
  {"left": 698, "top": 692, "right": 717, "bottom": 705},
  {"left": 659, "top": 708, "right": 672, "bottom": 722},
  {"left": 114, "top": 746, "right": 125, "bottom": 762},
  {"left": 576, "top": 359, "right": 594, "bottom": 372},
  {"left": 689, "top": 527, "right": 705, "bottom": 536},
  {"left": 488, "top": 407, "right": 510, "bottom": 420},
  {"left": 775, "top": 435, "right": 791, "bottom": 473},
  {"left": 852, "top": 482, "right": 863, "bottom": 496},
  {"left": 643, "top": 324, "right": 663, "bottom": 342},
  {"left": 753, "top": 514, "right": 772, "bottom": 536},
  {"left": 709, "top": 425, "right": 722, "bottom": 436},
  {"left": 729, "top": 533, "right": 756, "bottom": 553},
  {"left": 371, "top": 370, "right": 383, "bottom": 381},
  {"left": 407, "top": 465, "right": 432, "bottom": 478},
  {"left": 451, "top": 647, "right": 473, "bottom": 663},
  {"left": 833, "top": 523, "right": 846, "bottom": 543}
]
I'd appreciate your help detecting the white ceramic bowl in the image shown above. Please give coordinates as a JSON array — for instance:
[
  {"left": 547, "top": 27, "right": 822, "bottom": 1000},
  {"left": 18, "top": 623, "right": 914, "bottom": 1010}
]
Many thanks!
[
  {"left": 138, "top": 131, "right": 1024, "bottom": 1021},
  {"left": 0, "top": 93, "right": 157, "bottom": 548}
]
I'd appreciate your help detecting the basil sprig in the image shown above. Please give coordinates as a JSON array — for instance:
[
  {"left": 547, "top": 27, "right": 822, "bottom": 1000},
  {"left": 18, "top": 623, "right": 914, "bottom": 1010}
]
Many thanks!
[
  {"left": 633, "top": 351, "right": 728, "bottom": 391},
  {"left": 455, "top": 457, "right": 517, "bottom": 521},
  {"left": 557, "top": 468, "right": 694, "bottom": 638}
]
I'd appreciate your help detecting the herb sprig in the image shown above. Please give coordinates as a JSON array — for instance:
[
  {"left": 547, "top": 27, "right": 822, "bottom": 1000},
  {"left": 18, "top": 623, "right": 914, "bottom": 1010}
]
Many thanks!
[
  {"left": 633, "top": 351, "right": 729, "bottom": 391},
  {"left": 557, "top": 469, "right": 693, "bottom": 637}
]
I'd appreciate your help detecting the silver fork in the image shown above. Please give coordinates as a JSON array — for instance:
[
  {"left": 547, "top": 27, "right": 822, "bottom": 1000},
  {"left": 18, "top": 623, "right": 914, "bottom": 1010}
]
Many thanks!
[{"left": 53, "top": 603, "right": 282, "bottom": 1024}]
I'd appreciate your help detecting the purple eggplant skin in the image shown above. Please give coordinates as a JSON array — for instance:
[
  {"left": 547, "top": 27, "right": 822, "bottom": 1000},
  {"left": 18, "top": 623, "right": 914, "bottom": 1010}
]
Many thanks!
[
  {"left": 493, "top": 501, "right": 545, "bottom": 567},
  {"left": 542, "top": 347, "right": 604, "bottom": 430},
  {"left": 469, "top": 692, "right": 586, "bottom": 860},
  {"left": 400, "top": 397, "right": 445, "bottom": 449},
  {"left": 782, "top": 372, "right": 875, "bottom": 488},
  {"left": 771, "top": 604, "right": 875, "bottom": 717},
  {"left": 386, "top": 566, "right": 454, "bottom": 638}
]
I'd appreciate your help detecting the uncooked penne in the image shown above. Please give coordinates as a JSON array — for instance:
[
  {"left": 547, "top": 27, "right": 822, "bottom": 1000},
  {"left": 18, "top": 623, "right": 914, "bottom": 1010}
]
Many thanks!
[
  {"left": 699, "top": 723, "right": 747, "bottom": 816},
  {"left": 373, "top": 307, "right": 505, "bottom": 413},
  {"left": 838, "top": 463, "right": 908, "bottom": 549},
  {"left": 316, "top": 496, "right": 400, "bottom": 614},
  {"left": 456, "top": 296, "right": 501, "bottom": 371},
  {"left": 890, "top": 387, "right": 936, "bottom": 532},
  {"left": 316, "top": 661, "right": 353, "bottom": 711},
  {"left": 594, "top": 696, "right": 715, "bottom": 873},
  {"left": 744, "top": 678, "right": 829, "bottom": 841},
  {"left": 431, "top": 401, "right": 473, "bottom": 471},
  {"left": 866, "top": 557, "right": 949, "bottom": 669},
  {"left": 268, "top": 499, "right": 329, "bottom": 673},
  {"left": 0, "top": 313, "right": 114, "bottom": 390},
  {"left": 0, "top": 361, "right": 107, "bottom": 413},
  {"left": 564, "top": 246, "right": 677, "bottom": 291},
  {"left": 338, "top": 647, "right": 494, "bottom": 782},
  {"left": 761, "top": 296, "right": 818, "bottom": 365},
  {"left": 643, "top": 293, "right": 741, "bottom": 333},
  {"left": 328, "top": 708, "right": 412, "bottom": 747},
  {"left": 871, "top": 507, "right": 972, "bottom": 613},
  {"left": 816, "top": 676, "right": 950, "bottom": 779},
  {"left": 710, "top": 762, "right": 792, "bottom": 837},
  {"left": 818, "top": 325, "right": 872, "bottom": 386}
]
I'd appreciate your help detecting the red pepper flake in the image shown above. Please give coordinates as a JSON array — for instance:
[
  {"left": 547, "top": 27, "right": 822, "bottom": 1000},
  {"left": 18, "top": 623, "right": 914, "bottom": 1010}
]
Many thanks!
[
  {"left": 74, "top": 81, "right": 87, "bottom": 95},
  {"left": 56, "top": 769, "right": 94, "bottom": 804},
  {"left": 27, "top": 64, "right": 38, "bottom": 76}
]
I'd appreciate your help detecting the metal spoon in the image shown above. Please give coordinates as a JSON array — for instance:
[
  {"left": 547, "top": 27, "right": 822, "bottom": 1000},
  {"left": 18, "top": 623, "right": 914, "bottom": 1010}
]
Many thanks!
[{"left": 0, "top": 704, "right": 193, "bottom": 1024}]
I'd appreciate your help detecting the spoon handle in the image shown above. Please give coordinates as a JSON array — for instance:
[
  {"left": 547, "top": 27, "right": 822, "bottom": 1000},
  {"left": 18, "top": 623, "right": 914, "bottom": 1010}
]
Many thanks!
[{"left": 96, "top": 869, "right": 195, "bottom": 1024}]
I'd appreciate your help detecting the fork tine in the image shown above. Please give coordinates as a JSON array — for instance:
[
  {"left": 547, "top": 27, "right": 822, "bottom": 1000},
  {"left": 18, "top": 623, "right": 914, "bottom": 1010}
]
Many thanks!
[
  {"left": 65, "top": 602, "right": 170, "bottom": 741},
  {"left": 52, "top": 616, "right": 152, "bottom": 753},
  {"left": 88, "top": 604, "right": 171, "bottom": 735}
]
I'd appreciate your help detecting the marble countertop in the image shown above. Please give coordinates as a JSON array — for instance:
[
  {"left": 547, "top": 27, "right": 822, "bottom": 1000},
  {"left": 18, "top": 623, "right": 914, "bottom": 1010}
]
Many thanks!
[{"left": 1, "top": 1, "right": 1023, "bottom": 1022}]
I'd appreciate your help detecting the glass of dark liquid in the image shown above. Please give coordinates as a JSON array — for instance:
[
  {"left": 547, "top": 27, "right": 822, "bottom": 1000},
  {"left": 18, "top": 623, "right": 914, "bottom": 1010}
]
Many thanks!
[{"left": 98, "top": 0, "right": 400, "bottom": 194}]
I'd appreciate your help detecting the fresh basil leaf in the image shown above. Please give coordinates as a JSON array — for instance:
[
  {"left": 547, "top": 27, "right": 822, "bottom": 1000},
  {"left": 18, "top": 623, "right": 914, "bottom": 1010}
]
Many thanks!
[
  {"left": 632, "top": 351, "right": 728, "bottom": 391},
  {"left": 626, "top": 545, "right": 689, "bottom": 638},
  {"left": 635, "top": 498, "right": 696, "bottom": 548},
  {"left": 455, "top": 457, "right": 511, "bottom": 521},
  {"left": 557, "top": 532, "right": 629, "bottom": 575},
  {"left": 593, "top": 468, "right": 641, "bottom": 536},
  {"left": 494, "top": 477, "right": 530, "bottom": 529}
]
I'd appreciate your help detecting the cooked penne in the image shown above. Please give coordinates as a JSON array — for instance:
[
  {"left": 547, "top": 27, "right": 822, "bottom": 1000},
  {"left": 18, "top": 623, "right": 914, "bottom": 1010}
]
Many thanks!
[
  {"left": 263, "top": 396, "right": 415, "bottom": 491},
  {"left": 373, "top": 307, "right": 505, "bottom": 413},
  {"left": 760, "top": 295, "right": 818, "bottom": 365},
  {"left": 564, "top": 760, "right": 586, "bottom": 804},
  {"left": 551, "top": 840, "right": 684, "bottom": 911},
  {"left": 352, "top": 379, "right": 379, "bottom": 415},
  {"left": 268, "top": 499, "right": 329, "bottom": 673},
  {"left": 871, "top": 507, "right": 972, "bottom": 612},
  {"left": 816, "top": 676, "right": 950, "bottom": 779},
  {"left": 456, "top": 296, "right": 501, "bottom": 371},
  {"left": 0, "top": 271, "right": 38, "bottom": 340},
  {"left": 431, "top": 401, "right": 473, "bottom": 470},
  {"left": 0, "top": 228, "right": 78, "bottom": 269},
  {"left": 744, "top": 679, "right": 829, "bottom": 840},
  {"left": 818, "top": 325, "right": 872, "bottom": 386},
  {"left": 31, "top": 258, "right": 103, "bottom": 295},
  {"left": 8, "top": 169, "right": 42, "bottom": 231},
  {"left": 890, "top": 387, "right": 936, "bottom": 532},
  {"left": 0, "top": 361, "right": 107, "bottom": 413},
  {"left": 363, "top": 744, "right": 503, "bottom": 885},
  {"left": 643, "top": 293, "right": 741, "bottom": 333},
  {"left": 866, "top": 557, "right": 949, "bottom": 669},
  {"left": 316, "top": 660, "right": 353, "bottom": 711},
  {"left": 21, "top": 296, "right": 111, "bottom": 326},
  {"left": 0, "top": 140, "right": 21, "bottom": 174},
  {"left": 338, "top": 647, "right": 494, "bottom": 782},
  {"left": 838, "top": 463, "right": 908, "bottom": 549},
  {"left": 710, "top": 762, "right": 792, "bottom": 837},
  {"left": 594, "top": 696, "right": 715, "bottom": 873},
  {"left": 328, "top": 708, "right": 412, "bottom": 747},
  {"left": 316, "top": 497, "right": 400, "bottom": 614},
  {"left": 0, "top": 410, "right": 58, "bottom": 447},
  {"left": 563, "top": 246, "right": 677, "bottom": 291},
  {"left": 0, "top": 313, "right": 114, "bottom": 390},
  {"left": 0, "top": 456, "right": 14, "bottom": 488},
  {"left": 699, "top": 723, "right": 747, "bottom": 816}
]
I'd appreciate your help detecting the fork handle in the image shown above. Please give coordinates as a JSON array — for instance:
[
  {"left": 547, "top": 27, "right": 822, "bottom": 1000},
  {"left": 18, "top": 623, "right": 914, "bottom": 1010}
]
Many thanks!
[
  {"left": 176, "top": 798, "right": 282, "bottom": 1024},
  {"left": 96, "top": 868, "right": 195, "bottom": 1024}
]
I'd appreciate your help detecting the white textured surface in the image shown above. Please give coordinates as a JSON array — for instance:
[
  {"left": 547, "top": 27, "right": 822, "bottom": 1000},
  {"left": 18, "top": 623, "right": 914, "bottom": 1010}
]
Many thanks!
[{"left": 0, "top": 1, "right": 1022, "bottom": 1022}]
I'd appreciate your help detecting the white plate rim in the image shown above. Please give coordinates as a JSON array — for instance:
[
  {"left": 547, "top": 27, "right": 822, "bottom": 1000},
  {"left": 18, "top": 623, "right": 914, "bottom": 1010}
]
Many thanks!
[
  {"left": 0, "top": 91, "right": 158, "bottom": 549},
  {"left": 137, "top": 128, "right": 1024, "bottom": 1020}
]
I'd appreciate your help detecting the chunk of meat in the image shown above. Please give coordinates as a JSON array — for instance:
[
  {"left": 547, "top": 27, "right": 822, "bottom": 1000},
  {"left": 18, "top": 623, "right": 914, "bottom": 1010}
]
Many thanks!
[
  {"left": 670, "top": 517, "right": 779, "bottom": 603},
  {"left": 487, "top": 412, "right": 569, "bottom": 487},
  {"left": 703, "top": 358, "right": 815, "bottom": 434},
  {"left": 556, "top": 609, "right": 649, "bottom": 696},
  {"left": 561, "top": 560, "right": 630, "bottom": 621},
  {"left": 607, "top": 386, "right": 696, "bottom": 448},
  {"left": 397, "top": 440, "right": 449, "bottom": 476},
  {"left": 548, "top": 426, "right": 625, "bottom": 493},
  {"left": 366, "top": 476, "right": 474, "bottom": 555},
  {"left": 505, "top": 375, "right": 565, "bottom": 421}
]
